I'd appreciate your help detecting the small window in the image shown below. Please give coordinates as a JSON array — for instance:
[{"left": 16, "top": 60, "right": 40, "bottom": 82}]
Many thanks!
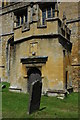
[
  {"left": 52, "top": 7, "right": 55, "bottom": 17},
  {"left": 14, "top": 8, "right": 28, "bottom": 27},
  {"left": 42, "top": 9, "right": 46, "bottom": 25},
  {"left": 21, "top": 15, "right": 23, "bottom": 25},
  {"left": 17, "top": 16, "right": 20, "bottom": 26},
  {"left": 2, "top": 2, "right": 4, "bottom": 7},
  {"left": 25, "top": 13, "right": 27, "bottom": 23},
  {"left": 47, "top": 8, "right": 51, "bottom": 18},
  {"left": 2, "top": 1, "right": 9, "bottom": 7},
  {"left": 41, "top": 4, "right": 55, "bottom": 25}
]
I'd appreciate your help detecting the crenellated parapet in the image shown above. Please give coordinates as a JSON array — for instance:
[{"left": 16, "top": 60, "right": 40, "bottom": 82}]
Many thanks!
[{"left": 13, "top": 2, "right": 71, "bottom": 44}]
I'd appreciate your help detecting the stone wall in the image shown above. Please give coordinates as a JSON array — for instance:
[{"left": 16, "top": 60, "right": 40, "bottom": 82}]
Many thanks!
[
  {"left": 59, "top": 2, "right": 78, "bottom": 21},
  {"left": 9, "top": 37, "right": 71, "bottom": 93},
  {"left": 1, "top": 11, "right": 14, "bottom": 81},
  {"left": 0, "top": 2, "right": 79, "bottom": 91},
  {"left": 58, "top": 2, "right": 80, "bottom": 92},
  {"left": 2, "top": 13, "right": 13, "bottom": 34},
  {"left": 1, "top": 35, "right": 13, "bottom": 81}
]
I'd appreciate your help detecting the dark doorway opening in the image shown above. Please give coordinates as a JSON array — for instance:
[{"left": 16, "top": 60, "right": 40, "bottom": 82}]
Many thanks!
[
  {"left": 27, "top": 67, "right": 42, "bottom": 93},
  {"left": 65, "top": 71, "right": 68, "bottom": 89}
]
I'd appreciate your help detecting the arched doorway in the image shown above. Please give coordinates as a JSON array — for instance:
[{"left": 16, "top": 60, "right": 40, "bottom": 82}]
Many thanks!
[{"left": 27, "top": 67, "right": 42, "bottom": 93}]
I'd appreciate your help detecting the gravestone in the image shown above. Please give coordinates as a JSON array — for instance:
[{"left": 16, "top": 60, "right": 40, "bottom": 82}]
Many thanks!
[{"left": 28, "top": 80, "right": 42, "bottom": 114}]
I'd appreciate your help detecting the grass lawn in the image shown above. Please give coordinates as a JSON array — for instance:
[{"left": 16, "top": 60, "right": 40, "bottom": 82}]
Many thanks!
[{"left": 1, "top": 82, "right": 79, "bottom": 119}]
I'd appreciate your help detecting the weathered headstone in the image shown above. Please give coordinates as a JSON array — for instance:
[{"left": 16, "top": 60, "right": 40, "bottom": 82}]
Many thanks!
[{"left": 28, "top": 80, "right": 42, "bottom": 114}]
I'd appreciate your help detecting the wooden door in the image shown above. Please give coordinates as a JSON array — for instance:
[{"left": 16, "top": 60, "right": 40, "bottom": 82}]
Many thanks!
[{"left": 27, "top": 68, "right": 41, "bottom": 93}]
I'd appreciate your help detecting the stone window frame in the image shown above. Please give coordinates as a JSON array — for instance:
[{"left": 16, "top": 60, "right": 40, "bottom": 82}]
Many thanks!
[
  {"left": 2, "top": 0, "right": 9, "bottom": 8},
  {"left": 2, "top": 1, "right": 15, "bottom": 8},
  {"left": 14, "top": 7, "right": 28, "bottom": 28},
  {"left": 39, "top": 3, "right": 55, "bottom": 26},
  {"left": 42, "top": 8, "right": 46, "bottom": 25}
]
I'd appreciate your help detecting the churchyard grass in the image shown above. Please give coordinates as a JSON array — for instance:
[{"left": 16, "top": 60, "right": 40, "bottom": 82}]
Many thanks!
[{"left": 2, "top": 82, "right": 78, "bottom": 119}]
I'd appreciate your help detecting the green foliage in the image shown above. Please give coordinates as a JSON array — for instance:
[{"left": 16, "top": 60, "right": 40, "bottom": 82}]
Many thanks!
[{"left": 2, "top": 82, "right": 78, "bottom": 119}]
